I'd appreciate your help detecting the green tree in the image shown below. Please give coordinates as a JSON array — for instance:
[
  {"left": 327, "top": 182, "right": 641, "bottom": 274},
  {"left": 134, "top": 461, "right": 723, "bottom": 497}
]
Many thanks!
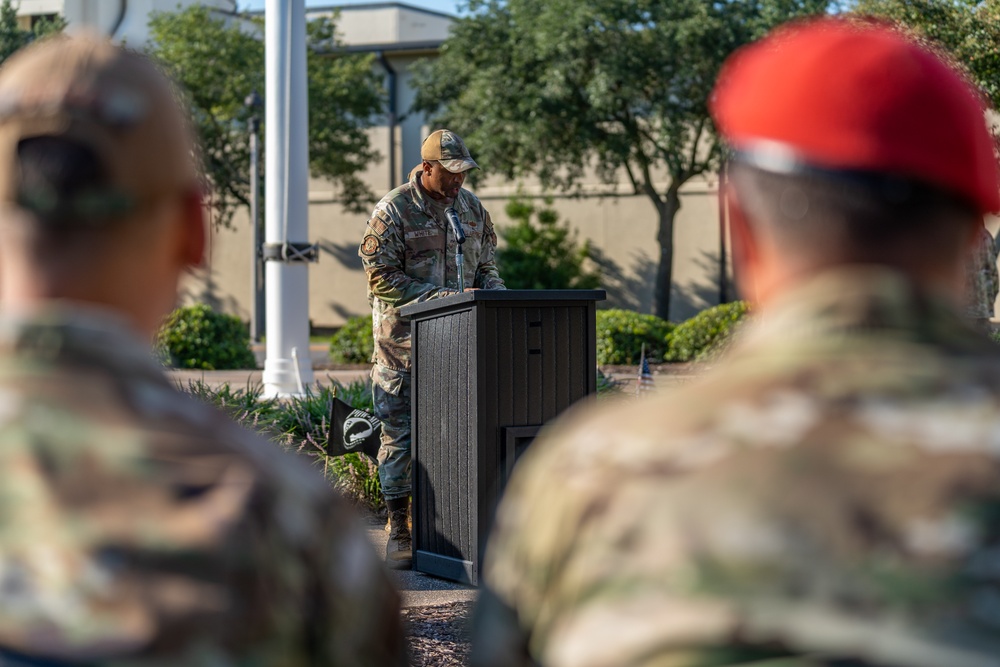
[
  {"left": 853, "top": 0, "right": 1000, "bottom": 109},
  {"left": 147, "top": 6, "right": 384, "bottom": 226},
  {"left": 0, "top": 0, "right": 65, "bottom": 63},
  {"left": 413, "top": 0, "right": 828, "bottom": 319},
  {"left": 498, "top": 195, "right": 601, "bottom": 289}
]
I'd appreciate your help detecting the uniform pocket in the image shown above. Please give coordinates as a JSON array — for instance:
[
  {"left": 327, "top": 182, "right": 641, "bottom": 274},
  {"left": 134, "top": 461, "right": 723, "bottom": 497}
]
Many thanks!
[{"left": 372, "top": 364, "right": 409, "bottom": 396}]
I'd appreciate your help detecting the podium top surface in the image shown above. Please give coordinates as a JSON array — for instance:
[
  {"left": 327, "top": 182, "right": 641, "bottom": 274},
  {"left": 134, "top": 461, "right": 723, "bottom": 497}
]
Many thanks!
[{"left": 398, "top": 289, "right": 606, "bottom": 317}]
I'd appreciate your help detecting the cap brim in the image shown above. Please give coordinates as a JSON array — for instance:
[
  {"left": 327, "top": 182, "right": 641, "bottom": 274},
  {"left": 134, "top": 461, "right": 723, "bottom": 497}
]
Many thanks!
[{"left": 439, "top": 157, "right": 479, "bottom": 173}]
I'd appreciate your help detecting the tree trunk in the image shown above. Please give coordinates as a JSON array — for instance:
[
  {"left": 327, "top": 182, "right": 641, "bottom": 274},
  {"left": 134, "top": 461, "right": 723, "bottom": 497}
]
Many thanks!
[{"left": 653, "top": 186, "right": 681, "bottom": 320}]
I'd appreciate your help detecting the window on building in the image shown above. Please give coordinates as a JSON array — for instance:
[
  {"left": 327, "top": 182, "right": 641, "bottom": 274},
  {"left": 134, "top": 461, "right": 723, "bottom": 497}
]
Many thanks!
[{"left": 29, "top": 14, "right": 59, "bottom": 30}]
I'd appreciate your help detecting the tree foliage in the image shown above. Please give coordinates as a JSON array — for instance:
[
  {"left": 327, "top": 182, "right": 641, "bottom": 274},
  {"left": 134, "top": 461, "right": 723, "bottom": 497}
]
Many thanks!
[
  {"left": 497, "top": 195, "right": 601, "bottom": 289},
  {"left": 853, "top": 0, "right": 1000, "bottom": 109},
  {"left": 413, "top": 0, "right": 828, "bottom": 318},
  {"left": 0, "top": 0, "right": 64, "bottom": 64},
  {"left": 147, "top": 6, "right": 384, "bottom": 227}
]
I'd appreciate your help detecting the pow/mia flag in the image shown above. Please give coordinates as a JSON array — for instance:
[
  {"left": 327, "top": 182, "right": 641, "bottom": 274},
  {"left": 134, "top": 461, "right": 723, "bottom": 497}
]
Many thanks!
[{"left": 328, "top": 397, "right": 381, "bottom": 461}]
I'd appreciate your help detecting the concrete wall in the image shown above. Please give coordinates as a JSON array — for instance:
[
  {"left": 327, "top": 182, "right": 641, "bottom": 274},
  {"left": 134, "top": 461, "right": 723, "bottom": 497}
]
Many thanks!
[
  {"left": 17, "top": 0, "right": 237, "bottom": 44},
  {"left": 180, "top": 167, "right": 730, "bottom": 329},
  {"left": 13, "top": 0, "right": 731, "bottom": 327},
  {"left": 315, "top": 4, "right": 452, "bottom": 46}
]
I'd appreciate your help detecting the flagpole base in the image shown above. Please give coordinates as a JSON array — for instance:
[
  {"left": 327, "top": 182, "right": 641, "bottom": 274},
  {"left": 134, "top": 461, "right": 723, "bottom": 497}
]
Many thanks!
[{"left": 262, "top": 355, "right": 314, "bottom": 398}]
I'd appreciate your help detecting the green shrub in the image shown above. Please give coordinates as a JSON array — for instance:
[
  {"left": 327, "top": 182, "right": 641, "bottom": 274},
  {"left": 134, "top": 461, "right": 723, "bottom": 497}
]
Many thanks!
[
  {"left": 596, "top": 368, "right": 622, "bottom": 398},
  {"left": 156, "top": 304, "right": 256, "bottom": 370},
  {"left": 666, "top": 301, "right": 750, "bottom": 362},
  {"left": 497, "top": 194, "right": 601, "bottom": 289},
  {"left": 329, "top": 315, "right": 374, "bottom": 364},
  {"left": 596, "top": 309, "right": 674, "bottom": 365},
  {"left": 181, "top": 378, "right": 383, "bottom": 512}
]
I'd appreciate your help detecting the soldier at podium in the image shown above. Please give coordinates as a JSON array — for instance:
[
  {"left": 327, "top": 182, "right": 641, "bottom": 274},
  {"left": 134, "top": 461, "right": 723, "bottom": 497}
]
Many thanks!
[{"left": 359, "top": 129, "right": 505, "bottom": 569}]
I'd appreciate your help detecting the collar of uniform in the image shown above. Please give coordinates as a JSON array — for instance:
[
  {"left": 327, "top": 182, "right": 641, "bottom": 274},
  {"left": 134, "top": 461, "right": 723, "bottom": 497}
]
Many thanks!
[
  {"left": 736, "top": 266, "right": 990, "bottom": 355},
  {"left": 409, "top": 168, "right": 472, "bottom": 216},
  {"left": 0, "top": 303, "right": 168, "bottom": 382}
]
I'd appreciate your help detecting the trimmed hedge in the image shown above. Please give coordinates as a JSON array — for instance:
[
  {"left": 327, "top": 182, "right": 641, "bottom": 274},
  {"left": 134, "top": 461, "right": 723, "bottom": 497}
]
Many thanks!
[
  {"left": 156, "top": 304, "right": 256, "bottom": 370},
  {"left": 666, "top": 301, "right": 750, "bottom": 362},
  {"left": 329, "top": 315, "right": 374, "bottom": 364},
  {"left": 596, "top": 309, "right": 674, "bottom": 365}
]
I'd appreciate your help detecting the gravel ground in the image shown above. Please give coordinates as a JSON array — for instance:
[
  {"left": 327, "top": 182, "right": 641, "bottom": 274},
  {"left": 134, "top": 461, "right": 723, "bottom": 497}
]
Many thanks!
[{"left": 404, "top": 600, "right": 474, "bottom": 666}]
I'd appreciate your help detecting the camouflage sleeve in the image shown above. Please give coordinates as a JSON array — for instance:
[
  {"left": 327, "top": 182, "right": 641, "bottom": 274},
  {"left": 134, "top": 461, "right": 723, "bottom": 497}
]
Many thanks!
[
  {"left": 217, "top": 421, "right": 408, "bottom": 666},
  {"left": 986, "top": 228, "right": 999, "bottom": 307},
  {"left": 360, "top": 207, "right": 457, "bottom": 306},
  {"left": 474, "top": 426, "right": 573, "bottom": 665},
  {"left": 475, "top": 208, "right": 506, "bottom": 290},
  {"left": 470, "top": 586, "right": 538, "bottom": 667},
  {"left": 311, "top": 497, "right": 407, "bottom": 666}
]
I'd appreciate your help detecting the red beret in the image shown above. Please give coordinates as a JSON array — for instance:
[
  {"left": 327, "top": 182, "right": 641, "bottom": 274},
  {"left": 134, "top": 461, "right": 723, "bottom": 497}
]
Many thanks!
[{"left": 711, "top": 19, "right": 1000, "bottom": 214}]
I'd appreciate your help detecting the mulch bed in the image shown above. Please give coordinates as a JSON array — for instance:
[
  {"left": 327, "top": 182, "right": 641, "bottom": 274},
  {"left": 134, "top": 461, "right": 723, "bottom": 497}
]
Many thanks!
[{"left": 404, "top": 600, "right": 474, "bottom": 667}]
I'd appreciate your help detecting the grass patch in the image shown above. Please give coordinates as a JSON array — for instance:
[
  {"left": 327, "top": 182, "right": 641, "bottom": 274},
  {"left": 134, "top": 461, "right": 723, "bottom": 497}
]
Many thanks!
[{"left": 181, "top": 378, "right": 384, "bottom": 513}]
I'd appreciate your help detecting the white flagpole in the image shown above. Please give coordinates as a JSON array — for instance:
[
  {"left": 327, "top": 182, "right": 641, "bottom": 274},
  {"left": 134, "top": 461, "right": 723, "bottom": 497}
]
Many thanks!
[{"left": 263, "top": 0, "right": 314, "bottom": 397}]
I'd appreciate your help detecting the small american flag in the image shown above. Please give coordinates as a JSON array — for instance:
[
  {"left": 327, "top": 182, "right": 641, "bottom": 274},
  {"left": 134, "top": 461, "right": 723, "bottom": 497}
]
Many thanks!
[{"left": 635, "top": 344, "right": 655, "bottom": 396}]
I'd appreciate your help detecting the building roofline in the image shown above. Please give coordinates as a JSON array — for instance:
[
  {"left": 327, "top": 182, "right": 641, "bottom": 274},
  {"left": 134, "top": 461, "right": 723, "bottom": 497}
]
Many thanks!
[
  {"left": 332, "top": 39, "right": 443, "bottom": 54},
  {"left": 246, "top": 2, "right": 456, "bottom": 21}
]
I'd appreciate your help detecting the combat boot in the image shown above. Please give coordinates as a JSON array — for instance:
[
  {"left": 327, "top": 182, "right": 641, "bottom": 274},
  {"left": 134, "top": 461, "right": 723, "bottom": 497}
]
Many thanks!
[{"left": 385, "top": 496, "right": 412, "bottom": 570}]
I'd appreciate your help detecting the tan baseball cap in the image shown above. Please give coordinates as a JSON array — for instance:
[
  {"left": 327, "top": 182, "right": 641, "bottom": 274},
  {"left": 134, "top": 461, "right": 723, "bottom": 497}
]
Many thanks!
[
  {"left": 420, "top": 129, "right": 479, "bottom": 173},
  {"left": 0, "top": 32, "right": 198, "bottom": 223}
]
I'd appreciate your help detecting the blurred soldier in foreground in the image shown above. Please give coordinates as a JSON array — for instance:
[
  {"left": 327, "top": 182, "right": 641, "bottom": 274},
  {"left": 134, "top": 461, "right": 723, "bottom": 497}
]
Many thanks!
[
  {"left": 0, "top": 35, "right": 404, "bottom": 666},
  {"left": 472, "top": 19, "right": 1000, "bottom": 667},
  {"left": 360, "top": 129, "right": 505, "bottom": 569}
]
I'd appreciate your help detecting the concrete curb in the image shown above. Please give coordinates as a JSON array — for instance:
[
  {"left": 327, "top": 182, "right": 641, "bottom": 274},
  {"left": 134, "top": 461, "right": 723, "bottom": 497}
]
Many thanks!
[{"left": 366, "top": 525, "right": 478, "bottom": 608}]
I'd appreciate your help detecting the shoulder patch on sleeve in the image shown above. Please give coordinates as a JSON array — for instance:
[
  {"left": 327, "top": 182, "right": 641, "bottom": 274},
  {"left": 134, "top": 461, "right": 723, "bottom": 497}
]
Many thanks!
[
  {"left": 369, "top": 211, "right": 390, "bottom": 236},
  {"left": 361, "top": 235, "right": 382, "bottom": 257}
]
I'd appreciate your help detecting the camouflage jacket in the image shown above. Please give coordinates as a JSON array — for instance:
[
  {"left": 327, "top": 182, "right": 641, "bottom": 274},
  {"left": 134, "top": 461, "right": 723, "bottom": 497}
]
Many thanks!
[
  {"left": 360, "top": 170, "right": 505, "bottom": 371},
  {"left": 0, "top": 307, "right": 404, "bottom": 666},
  {"left": 475, "top": 267, "right": 1000, "bottom": 667},
  {"left": 964, "top": 225, "right": 998, "bottom": 319}
]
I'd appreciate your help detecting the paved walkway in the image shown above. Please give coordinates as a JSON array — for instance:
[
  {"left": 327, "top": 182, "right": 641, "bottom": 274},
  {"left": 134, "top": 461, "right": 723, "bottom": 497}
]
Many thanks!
[{"left": 169, "top": 363, "right": 699, "bottom": 393}]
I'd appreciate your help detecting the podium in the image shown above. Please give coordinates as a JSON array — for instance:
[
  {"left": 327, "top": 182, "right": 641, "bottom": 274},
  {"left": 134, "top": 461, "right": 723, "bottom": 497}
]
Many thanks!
[{"left": 399, "top": 289, "right": 605, "bottom": 584}]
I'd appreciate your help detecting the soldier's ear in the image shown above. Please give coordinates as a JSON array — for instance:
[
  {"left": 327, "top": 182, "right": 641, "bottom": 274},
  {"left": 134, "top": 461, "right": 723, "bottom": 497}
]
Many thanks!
[
  {"left": 725, "top": 183, "right": 760, "bottom": 304},
  {"left": 964, "top": 218, "right": 987, "bottom": 254},
  {"left": 177, "top": 186, "right": 206, "bottom": 269}
]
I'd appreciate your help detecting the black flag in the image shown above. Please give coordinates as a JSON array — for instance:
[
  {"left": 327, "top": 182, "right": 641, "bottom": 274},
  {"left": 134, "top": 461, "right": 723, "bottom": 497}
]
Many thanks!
[{"left": 327, "top": 397, "right": 381, "bottom": 461}]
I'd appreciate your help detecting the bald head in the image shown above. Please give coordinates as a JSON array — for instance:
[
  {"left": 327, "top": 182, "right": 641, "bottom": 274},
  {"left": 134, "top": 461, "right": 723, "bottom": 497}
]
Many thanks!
[
  {"left": 0, "top": 34, "right": 205, "bottom": 336},
  {"left": 0, "top": 32, "right": 197, "bottom": 221},
  {"left": 711, "top": 19, "right": 995, "bottom": 305}
]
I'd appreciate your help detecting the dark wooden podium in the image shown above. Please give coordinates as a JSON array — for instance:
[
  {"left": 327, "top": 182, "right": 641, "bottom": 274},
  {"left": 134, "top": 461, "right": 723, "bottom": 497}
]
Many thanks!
[{"left": 399, "top": 289, "right": 605, "bottom": 584}]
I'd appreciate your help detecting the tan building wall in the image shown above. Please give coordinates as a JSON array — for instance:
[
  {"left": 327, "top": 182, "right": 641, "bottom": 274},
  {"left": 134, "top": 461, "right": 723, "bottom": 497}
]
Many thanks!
[
  {"left": 16, "top": 0, "right": 237, "bottom": 43},
  {"left": 168, "top": 2, "right": 733, "bottom": 327},
  {"left": 180, "top": 165, "right": 730, "bottom": 328}
]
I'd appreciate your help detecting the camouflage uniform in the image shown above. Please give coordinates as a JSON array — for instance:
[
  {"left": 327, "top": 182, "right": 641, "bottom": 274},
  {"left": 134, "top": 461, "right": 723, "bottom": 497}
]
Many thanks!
[
  {"left": 360, "top": 169, "right": 505, "bottom": 499},
  {"left": 0, "top": 307, "right": 405, "bottom": 666},
  {"left": 474, "top": 267, "right": 1000, "bottom": 667},
  {"left": 964, "top": 225, "right": 999, "bottom": 321}
]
